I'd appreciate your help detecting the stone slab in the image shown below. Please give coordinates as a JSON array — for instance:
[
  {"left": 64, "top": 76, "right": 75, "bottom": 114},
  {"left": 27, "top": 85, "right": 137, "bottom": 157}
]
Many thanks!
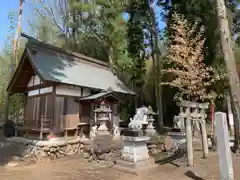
[
  {"left": 122, "top": 136, "right": 150, "bottom": 142},
  {"left": 171, "top": 128, "right": 182, "bottom": 132},
  {"left": 122, "top": 129, "right": 144, "bottom": 137},
  {"left": 170, "top": 131, "right": 186, "bottom": 136},
  {"left": 114, "top": 158, "right": 157, "bottom": 175}
]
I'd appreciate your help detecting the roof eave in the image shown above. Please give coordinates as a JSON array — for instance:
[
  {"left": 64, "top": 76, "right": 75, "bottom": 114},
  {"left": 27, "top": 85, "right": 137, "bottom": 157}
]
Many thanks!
[
  {"left": 44, "top": 80, "right": 135, "bottom": 96},
  {"left": 6, "top": 49, "right": 27, "bottom": 92},
  {"left": 22, "top": 33, "right": 110, "bottom": 68},
  {"left": 7, "top": 48, "right": 47, "bottom": 93}
]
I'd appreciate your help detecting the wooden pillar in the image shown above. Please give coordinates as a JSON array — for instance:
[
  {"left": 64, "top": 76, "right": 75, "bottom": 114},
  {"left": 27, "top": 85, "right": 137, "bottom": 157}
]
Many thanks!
[
  {"left": 52, "top": 86, "right": 56, "bottom": 134},
  {"left": 23, "top": 94, "right": 28, "bottom": 124},
  {"left": 4, "top": 92, "right": 10, "bottom": 123},
  {"left": 40, "top": 115, "right": 43, "bottom": 140},
  {"left": 24, "top": 94, "right": 28, "bottom": 138},
  {"left": 64, "top": 129, "right": 68, "bottom": 138},
  {"left": 22, "top": 93, "right": 28, "bottom": 135},
  {"left": 74, "top": 128, "right": 79, "bottom": 137}
]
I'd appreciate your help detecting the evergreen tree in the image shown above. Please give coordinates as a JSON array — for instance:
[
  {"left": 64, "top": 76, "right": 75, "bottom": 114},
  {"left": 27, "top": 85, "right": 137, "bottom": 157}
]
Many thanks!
[{"left": 127, "top": 0, "right": 148, "bottom": 108}]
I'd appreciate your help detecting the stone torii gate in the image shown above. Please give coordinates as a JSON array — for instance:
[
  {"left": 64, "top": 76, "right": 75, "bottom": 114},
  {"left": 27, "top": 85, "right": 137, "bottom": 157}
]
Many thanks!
[{"left": 174, "top": 100, "right": 209, "bottom": 166}]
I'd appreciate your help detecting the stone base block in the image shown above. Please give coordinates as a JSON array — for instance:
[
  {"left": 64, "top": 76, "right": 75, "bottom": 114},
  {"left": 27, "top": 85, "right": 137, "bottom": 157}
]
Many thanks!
[
  {"left": 145, "top": 128, "right": 157, "bottom": 136},
  {"left": 115, "top": 134, "right": 155, "bottom": 175},
  {"left": 96, "top": 130, "right": 110, "bottom": 136},
  {"left": 115, "top": 158, "right": 156, "bottom": 175},
  {"left": 170, "top": 133, "right": 186, "bottom": 150}
]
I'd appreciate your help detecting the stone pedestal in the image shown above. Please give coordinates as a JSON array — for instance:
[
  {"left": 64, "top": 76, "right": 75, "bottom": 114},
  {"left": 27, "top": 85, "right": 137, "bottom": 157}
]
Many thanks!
[
  {"left": 145, "top": 119, "right": 156, "bottom": 136},
  {"left": 115, "top": 130, "right": 155, "bottom": 174},
  {"left": 145, "top": 106, "right": 157, "bottom": 136},
  {"left": 94, "top": 101, "right": 111, "bottom": 136},
  {"left": 169, "top": 128, "right": 186, "bottom": 150},
  {"left": 96, "top": 117, "right": 110, "bottom": 136}
]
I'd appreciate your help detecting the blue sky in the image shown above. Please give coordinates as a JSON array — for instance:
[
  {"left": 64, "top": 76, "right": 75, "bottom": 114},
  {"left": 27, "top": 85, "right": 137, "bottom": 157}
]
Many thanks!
[
  {"left": 0, "top": 1, "right": 34, "bottom": 51},
  {"left": 0, "top": 1, "right": 166, "bottom": 52}
]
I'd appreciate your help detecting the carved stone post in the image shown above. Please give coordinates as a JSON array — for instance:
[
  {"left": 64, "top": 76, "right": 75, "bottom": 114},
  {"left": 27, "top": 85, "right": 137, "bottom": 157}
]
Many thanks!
[
  {"left": 201, "top": 118, "right": 208, "bottom": 158},
  {"left": 200, "top": 108, "right": 209, "bottom": 158},
  {"left": 185, "top": 107, "right": 193, "bottom": 166}
]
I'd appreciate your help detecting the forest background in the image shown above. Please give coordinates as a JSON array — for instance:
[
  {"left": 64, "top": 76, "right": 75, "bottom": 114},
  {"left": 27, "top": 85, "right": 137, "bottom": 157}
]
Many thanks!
[{"left": 1, "top": 0, "right": 240, "bottom": 129}]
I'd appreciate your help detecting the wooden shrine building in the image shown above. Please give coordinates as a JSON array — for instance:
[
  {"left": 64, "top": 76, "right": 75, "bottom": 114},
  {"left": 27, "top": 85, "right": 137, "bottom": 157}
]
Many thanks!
[{"left": 6, "top": 34, "right": 134, "bottom": 138}]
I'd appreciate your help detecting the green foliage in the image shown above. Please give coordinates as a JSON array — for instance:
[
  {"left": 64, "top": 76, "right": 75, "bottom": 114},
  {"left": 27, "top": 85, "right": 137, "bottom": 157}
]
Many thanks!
[
  {"left": 0, "top": 11, "right": 24, "bottom": 118},
  {"left": 0, "top": 55, "right": 10, "bottom": 110},
  {"left": 127, "top": 0, "right": 149, "bottom": 106},
  {"left": 3, "top": 0, "right": 237, "bottom": 123}
]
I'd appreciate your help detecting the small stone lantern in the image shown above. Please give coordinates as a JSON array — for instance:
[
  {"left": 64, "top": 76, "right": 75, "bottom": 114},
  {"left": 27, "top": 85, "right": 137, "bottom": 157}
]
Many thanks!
[
  {"left": 94, "top": 101, "right": 112, "bottom": 136},
  {"left": 145, "top": 106, "right": 157, "bottom": 136}
]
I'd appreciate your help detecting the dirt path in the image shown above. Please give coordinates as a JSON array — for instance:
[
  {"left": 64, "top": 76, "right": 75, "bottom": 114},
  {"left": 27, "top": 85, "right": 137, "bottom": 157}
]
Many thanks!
[
  {"left": 0, "top": 155, "right": 132, "bottom": 180},
  {"left": 0, "top": 150, "right": 224, "bottom": 180},
  {"left": 0, "top": 135, "right": 240, "bottom": 180}
]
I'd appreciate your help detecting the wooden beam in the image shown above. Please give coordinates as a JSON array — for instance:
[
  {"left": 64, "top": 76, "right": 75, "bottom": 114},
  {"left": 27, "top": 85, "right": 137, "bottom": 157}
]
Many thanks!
[
  {"left": 15, "top": 85, "right": 27, "bottom": 88},
  {"left": 21, "top": 70, "right": 32, "bottom": 73},
  {"left": 7, "top": 52, "right": 28, "bottom": 92},
  {"left": 23, "top": 94, "right": 27, "bottom": 121},
  {"left": 25, "top": 82, "right": 53, "bottom": 92}
]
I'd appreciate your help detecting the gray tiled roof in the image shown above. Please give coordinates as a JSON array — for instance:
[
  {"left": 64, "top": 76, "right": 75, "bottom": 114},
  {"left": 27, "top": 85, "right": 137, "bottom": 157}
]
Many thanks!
[{"left": 26, "top": 42, "right": 134, "bottom": 95}]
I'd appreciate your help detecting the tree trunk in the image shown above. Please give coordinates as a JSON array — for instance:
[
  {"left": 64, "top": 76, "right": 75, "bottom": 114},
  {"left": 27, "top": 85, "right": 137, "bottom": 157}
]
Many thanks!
[
  {"left": 215, "top": 0, "right": 240, "bottom": 151},
  {"left": 4, "top": 0, "right": 23, "bottom": 123},
  {"left": 148, "top": 0, "right": 164, "bottom": 131},
  {"left": 13, "top": 0, "right": 23, "bottom": 66},
  {"left": 150, "top": 32, "right": 157, "bottom": 112}
]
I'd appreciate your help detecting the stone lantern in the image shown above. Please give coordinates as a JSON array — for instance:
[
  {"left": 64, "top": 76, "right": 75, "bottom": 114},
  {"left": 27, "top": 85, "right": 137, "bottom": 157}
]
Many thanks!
[
  {"left": 145, "top": 106, "right": 157, "bottom": 136},
  {"left": 94, "top": 101, "right": 112, "bottom": 136}
]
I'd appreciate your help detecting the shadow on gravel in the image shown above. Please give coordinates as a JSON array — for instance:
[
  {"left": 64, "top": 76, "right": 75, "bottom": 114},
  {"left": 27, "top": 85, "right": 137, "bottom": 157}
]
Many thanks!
[
  {"left": 155, "top": 149, "right": 185, "bottom": 167},
  {"left": 184, "top": 170, "right": 204, "bottom": 180}
]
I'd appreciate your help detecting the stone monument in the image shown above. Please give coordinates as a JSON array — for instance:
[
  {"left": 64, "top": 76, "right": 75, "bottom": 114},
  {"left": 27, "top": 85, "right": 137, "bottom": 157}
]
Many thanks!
[
  {"left": 170, "top": 113, "right": 186, "bottom": 150},
  {"left": 215, "top": 112, "right": 234, "bottom": 180},
  {"left": 94, "top": 101, "right": 112, "bottom": 136},
  {"left": 115, "top": 109, "right": 155, "bottom": 174}
]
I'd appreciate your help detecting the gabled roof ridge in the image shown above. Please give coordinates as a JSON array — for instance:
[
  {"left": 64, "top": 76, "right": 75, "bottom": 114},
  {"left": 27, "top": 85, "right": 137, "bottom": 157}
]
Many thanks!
[{"left": 21, "top": 33, "right": 110, "bottom": 68}]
